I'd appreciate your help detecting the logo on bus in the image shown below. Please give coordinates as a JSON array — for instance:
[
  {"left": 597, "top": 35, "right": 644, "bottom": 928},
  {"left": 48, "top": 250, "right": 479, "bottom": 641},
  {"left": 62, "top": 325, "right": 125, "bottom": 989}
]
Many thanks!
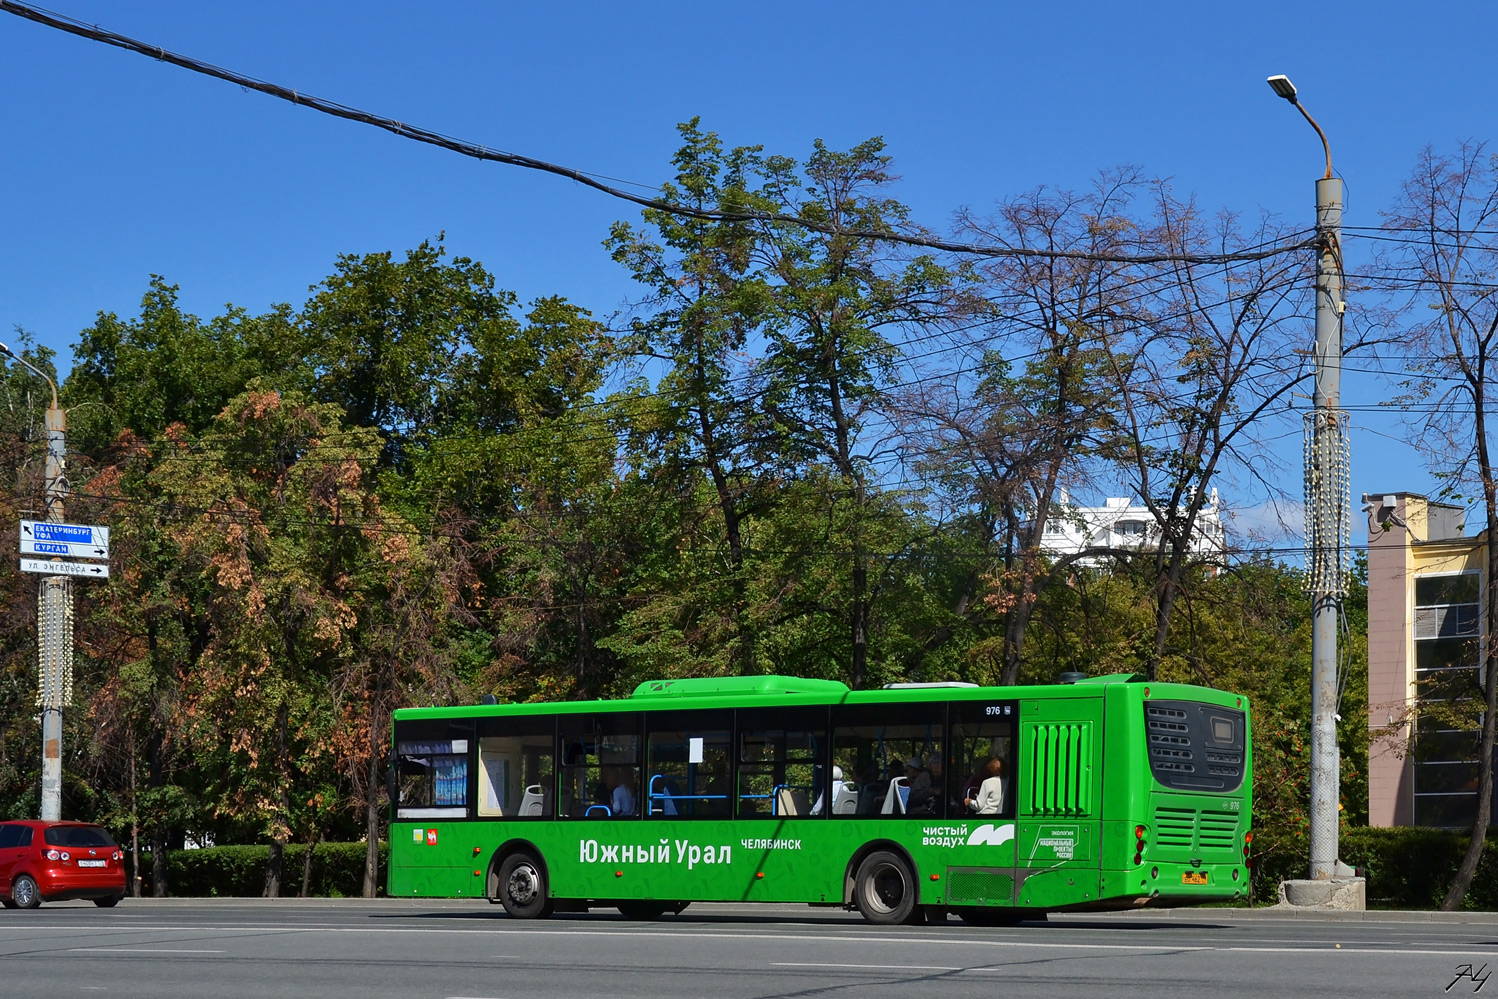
[
  {"left": 966, "top": 823, "right": 1015, "bottom": 847},
  {"left": 920, "top": 822, "right": 1014, "bottom": 848}
]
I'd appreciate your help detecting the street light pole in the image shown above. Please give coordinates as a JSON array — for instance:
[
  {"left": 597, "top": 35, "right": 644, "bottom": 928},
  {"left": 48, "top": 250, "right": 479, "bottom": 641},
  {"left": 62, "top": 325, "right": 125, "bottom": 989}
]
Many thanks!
[
  {"left": 0, "top": 340, "right": 71, "bottom": 823},
  {"left": 1268, "top": 75, "right": 1348, "bottom": 881}
]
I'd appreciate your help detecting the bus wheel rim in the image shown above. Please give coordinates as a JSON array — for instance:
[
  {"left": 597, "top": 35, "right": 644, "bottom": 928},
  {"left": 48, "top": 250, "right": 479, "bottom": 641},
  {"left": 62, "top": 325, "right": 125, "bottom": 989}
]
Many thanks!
[
  {"left": 866, "top": 863, "right": 905, "bottom": 914},
  {"left": 507, "top": 864, "right": 540, "bottom": 905}
]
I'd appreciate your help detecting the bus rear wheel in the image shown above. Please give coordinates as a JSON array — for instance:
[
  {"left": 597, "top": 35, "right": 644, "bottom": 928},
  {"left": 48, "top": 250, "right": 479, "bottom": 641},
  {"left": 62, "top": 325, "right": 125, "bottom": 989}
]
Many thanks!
[
  {"left": 496, "top": 852, "right": 552, "bottom": 919},
  {"left": 853, "top": 851, "right": 919, "bottom": 925}
]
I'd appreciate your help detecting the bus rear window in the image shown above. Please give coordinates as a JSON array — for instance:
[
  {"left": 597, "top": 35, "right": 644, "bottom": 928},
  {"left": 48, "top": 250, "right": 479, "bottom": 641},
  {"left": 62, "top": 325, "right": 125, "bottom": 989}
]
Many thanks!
[{"left": 1145, "top": 701, "right": 1246, "bottom": 792}]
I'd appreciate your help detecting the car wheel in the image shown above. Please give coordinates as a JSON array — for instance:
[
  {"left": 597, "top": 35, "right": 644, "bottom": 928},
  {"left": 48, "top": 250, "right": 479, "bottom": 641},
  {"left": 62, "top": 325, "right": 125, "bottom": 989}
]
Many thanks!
[
  {"left": 11, "top": 875, "right": 41, "bottom": 909},
  {"left": 853, "top": 850, "right": 919, "bottom": 925},
  {"left": 496, "top": 852, "right": 552, "bottom": 919},
  {"left": 93, "top": 895, "right": 123, "bottom": 908}
]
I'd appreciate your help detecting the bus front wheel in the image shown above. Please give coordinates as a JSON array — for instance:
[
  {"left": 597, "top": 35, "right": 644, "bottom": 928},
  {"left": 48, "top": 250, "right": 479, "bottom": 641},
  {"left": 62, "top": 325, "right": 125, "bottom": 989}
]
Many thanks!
[
  {"left": 853, "top": 851, "right": 919, "bottom": 925},
  {"left": 496, "top": 852, "right": 552, "bottom": 919}
]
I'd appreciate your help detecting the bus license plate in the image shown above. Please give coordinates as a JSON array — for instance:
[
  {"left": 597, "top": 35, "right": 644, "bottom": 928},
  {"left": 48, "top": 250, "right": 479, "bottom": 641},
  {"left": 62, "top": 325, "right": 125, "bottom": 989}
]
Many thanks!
[
  {"left": 1181, "top": 871, "right": 1208, "bottom": 885},
  {"left": 77, "top": 860, "right": 106, "bottom": 868}
]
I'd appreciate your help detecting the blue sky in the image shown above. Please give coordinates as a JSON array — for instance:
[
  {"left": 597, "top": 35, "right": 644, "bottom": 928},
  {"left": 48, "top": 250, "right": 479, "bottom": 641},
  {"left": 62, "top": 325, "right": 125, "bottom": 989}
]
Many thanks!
[{"left": 4, "top": 1, "right": 1497, "bottom": 546}]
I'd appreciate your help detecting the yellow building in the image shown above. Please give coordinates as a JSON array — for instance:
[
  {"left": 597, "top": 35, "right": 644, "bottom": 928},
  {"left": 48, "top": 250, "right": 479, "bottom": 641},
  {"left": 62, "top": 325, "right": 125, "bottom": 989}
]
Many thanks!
[{"left": 1365, "top": 492, "right": 1486, "bottom": 828}]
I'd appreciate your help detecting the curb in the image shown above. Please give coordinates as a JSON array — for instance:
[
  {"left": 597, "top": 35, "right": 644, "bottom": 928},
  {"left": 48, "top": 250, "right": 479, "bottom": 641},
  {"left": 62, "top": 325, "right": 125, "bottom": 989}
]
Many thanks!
[{"left": 1076, "top": 905, "right": 1498, "bottom": 924}]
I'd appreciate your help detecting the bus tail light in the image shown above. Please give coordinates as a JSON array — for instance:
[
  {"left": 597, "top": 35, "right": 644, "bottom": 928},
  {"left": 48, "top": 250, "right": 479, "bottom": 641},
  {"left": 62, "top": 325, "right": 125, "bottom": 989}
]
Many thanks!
[
  {"left": 1243, "top": 831, "right": 1254, "bottom": 867},
  {"left": 1133, "top": 825, "right": 1147, "bottom": 865}
]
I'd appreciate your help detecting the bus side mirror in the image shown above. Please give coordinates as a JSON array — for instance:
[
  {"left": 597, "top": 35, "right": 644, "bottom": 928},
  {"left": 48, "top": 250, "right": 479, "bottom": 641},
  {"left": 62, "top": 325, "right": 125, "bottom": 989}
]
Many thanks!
[{"left": 385, "top": 758, "right": 398, "bottom": 809}]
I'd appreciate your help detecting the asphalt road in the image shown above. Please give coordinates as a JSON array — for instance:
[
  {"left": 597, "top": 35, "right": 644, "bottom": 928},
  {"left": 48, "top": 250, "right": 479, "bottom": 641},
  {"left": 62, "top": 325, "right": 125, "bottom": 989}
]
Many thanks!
[{"left": 1, "top": 899, "right": 1495, "bottom": 999}]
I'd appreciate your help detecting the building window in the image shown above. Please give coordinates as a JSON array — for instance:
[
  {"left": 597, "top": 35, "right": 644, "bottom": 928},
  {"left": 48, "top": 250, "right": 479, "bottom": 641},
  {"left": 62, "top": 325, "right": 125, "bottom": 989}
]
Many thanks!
[
  {"left": 1115, "top": 520, "right": 1146, "bottom": 537},
  {"left": 1412, "top": 573, "right": 1484, "bottom": 828}
]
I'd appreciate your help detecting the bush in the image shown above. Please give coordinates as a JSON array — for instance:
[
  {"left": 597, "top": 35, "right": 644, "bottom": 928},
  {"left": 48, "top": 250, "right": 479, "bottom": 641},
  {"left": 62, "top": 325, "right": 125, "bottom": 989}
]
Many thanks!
[
  {"left": 125, "top": 841, "right": 388, "bottom": 897},
  {"left": 1341, "top": 828, "right": 1498, "bottom": 910},
  {"left": 1249, "top": 827, "right": 1498, "bottom": 909}
]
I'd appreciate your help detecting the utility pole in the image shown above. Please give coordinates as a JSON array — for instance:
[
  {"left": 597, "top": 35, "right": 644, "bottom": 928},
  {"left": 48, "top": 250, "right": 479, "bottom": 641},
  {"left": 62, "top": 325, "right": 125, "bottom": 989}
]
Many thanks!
[
  {"left": 1269, "top": 75, "right": 1349, "bottom": 881},
  {"left": 0, "top": 341, "right": 71, "bottom": 822}
]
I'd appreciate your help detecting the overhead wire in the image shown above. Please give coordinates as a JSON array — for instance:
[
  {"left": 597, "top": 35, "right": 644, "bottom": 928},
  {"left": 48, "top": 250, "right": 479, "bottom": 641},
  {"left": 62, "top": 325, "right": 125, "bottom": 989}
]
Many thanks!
[{"left": 0, "top": 1, "right": 1313, "bottom": 267}]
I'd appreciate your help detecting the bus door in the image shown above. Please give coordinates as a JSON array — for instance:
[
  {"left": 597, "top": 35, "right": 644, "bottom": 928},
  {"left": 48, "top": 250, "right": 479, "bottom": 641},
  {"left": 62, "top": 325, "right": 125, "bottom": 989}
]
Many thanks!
[{"left": 1015, "top": 696, "right": 1103, "bottom": 909}]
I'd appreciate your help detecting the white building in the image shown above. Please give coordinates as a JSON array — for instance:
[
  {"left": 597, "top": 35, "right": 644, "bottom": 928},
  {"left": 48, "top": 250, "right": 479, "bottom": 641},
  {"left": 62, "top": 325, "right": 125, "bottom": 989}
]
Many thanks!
[{"left": 1038, "top": 488, "right": 1227, "bottom": 569}]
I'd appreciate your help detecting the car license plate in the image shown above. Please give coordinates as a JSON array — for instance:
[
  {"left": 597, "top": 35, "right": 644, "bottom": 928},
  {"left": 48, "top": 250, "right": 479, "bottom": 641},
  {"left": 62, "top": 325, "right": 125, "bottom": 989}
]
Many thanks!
[
  {"left": 77, "top": 860, "right": 106, "bottom": 868},
  {"left": 1181, "top": 870, "right": 1208, "bottom": 885}
]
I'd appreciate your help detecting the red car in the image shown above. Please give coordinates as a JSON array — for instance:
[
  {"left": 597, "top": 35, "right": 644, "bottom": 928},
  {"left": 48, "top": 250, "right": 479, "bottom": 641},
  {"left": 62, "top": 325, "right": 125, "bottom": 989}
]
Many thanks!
[{"left": 0, "top": 820, "right": 126, "bottom": 908}]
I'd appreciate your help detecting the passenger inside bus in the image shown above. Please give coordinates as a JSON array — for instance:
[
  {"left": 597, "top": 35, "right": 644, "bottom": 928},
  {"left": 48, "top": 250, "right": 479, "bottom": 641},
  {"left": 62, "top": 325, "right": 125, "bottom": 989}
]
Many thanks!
[
  {"left": 964, "top": 757, "right": 1006, "bottom": 815},
  {"left": 608, "top": 768, "right": 638, "bottom": 817},
  {"left": 905, "top": 754, "right": 942, "bottom": 816}
]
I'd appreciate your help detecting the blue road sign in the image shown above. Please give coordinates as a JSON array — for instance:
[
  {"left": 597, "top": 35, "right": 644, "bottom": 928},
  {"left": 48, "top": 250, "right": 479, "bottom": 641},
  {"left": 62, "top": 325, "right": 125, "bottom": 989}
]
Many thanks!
[{"left": 19, "top": 520, "right": 109, "bottom": 560}]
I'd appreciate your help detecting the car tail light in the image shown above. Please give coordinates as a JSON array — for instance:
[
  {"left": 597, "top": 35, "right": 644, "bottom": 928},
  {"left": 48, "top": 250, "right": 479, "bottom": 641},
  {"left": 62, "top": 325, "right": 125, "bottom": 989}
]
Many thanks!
[
  {"left": 46, "top": 849, "right": 70, "bottom": 862},
  {"left": 113, "top": 851, "right": 123, "bottom": 861}
]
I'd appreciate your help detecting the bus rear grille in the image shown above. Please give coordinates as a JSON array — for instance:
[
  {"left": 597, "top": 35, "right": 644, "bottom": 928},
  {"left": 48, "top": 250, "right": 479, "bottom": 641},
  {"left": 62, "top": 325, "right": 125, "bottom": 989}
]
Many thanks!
[
  {"left": 947, "top": 868, "right": 1014, "bottom": 904},
  {"left": 1154, "top": 806, "right": 1196, "bottom": 848},
  {"left": 1198, "top": 810, "right": 1239, "bottom": 849},
  {"left": 1152, "top": 806, "right": 1239, "bottom": 852}
]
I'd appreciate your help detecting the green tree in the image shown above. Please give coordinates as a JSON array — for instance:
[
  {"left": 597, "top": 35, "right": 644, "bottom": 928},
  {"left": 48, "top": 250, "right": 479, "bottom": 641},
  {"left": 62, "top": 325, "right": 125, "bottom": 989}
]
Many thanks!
[
  {"left": 65, "top": 278, "right": 309, "bottom": 453},
  {"left": 755, "top": 138, "right": 958, "bottom": 688},
  {"left": 607, "top": 119, "right": 782, "bottom": 675}
]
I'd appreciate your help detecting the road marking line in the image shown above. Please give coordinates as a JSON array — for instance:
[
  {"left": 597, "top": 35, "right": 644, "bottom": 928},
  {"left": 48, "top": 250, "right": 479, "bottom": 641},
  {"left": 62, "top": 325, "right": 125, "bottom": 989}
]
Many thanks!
[
  {"left": 68, "top": 947, "right": 225, "bottom": 954},
  {"left": 775, "top": 962, "right": 962, "bottom": 971},
  {"left": 18, "top": 925, "right": 1497, "bottom": 958}
]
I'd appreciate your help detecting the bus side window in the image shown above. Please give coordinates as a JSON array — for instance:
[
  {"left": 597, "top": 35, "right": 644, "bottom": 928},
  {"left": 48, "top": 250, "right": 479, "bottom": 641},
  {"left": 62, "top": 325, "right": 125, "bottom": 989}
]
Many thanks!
[
  {"left": 949, "top": 701, "right": 1017, "bottom": 819},
  {"left": 736, "top": 706, "right": 828, "bottom": 819},
  {"left": 558, "top": 713, "right": 641, "bottom": 819},
  {"left": 475, "top": 715, "right": 556, "bottom": 818},
  {"left": 645, "top": 710, "right": 732, "bottom": 819},
  {"left": 830, "top": 703, "right": 945, "bottom": 819}
]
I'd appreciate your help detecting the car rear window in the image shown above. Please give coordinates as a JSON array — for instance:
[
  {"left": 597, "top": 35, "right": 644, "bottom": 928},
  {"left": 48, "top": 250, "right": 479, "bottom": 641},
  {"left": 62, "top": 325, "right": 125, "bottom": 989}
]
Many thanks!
[{"left": 43, "top": 825, "right": 116, "bottom": 848}]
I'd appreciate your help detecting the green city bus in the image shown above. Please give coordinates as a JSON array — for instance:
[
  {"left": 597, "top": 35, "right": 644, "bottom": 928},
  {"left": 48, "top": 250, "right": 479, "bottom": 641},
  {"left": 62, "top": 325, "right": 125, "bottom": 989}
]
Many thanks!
[{"left": 387, "top": 673, "right": 1252, "bottom": 924}]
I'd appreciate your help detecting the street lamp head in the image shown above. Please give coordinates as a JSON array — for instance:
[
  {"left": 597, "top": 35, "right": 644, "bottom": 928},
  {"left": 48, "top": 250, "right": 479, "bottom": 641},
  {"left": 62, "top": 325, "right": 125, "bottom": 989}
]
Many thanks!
[
  {"left": 0, "top": 341, "right": 12, "bottom": 358},
  {"left": 1267, "top": 75, "right": 1298, "bottom": 102}
]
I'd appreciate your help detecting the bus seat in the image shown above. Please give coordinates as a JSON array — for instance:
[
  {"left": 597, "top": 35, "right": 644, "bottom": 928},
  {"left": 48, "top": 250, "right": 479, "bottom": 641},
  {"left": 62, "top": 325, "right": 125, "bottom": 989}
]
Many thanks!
[
  {"left": 585, "top": 804, "right": 612, "bottom": 817},
  {"left": 880, "top": 777, "right": 908, "bottom": 815},
  {"left": 832, "top": 782, "right": 858, "bottom": 814},
  {"left": 776, "top": 787, "right": 810, "bottom": 816},
  {"left": 519, "top": 785, "right": 544, "bottom": 816}
]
